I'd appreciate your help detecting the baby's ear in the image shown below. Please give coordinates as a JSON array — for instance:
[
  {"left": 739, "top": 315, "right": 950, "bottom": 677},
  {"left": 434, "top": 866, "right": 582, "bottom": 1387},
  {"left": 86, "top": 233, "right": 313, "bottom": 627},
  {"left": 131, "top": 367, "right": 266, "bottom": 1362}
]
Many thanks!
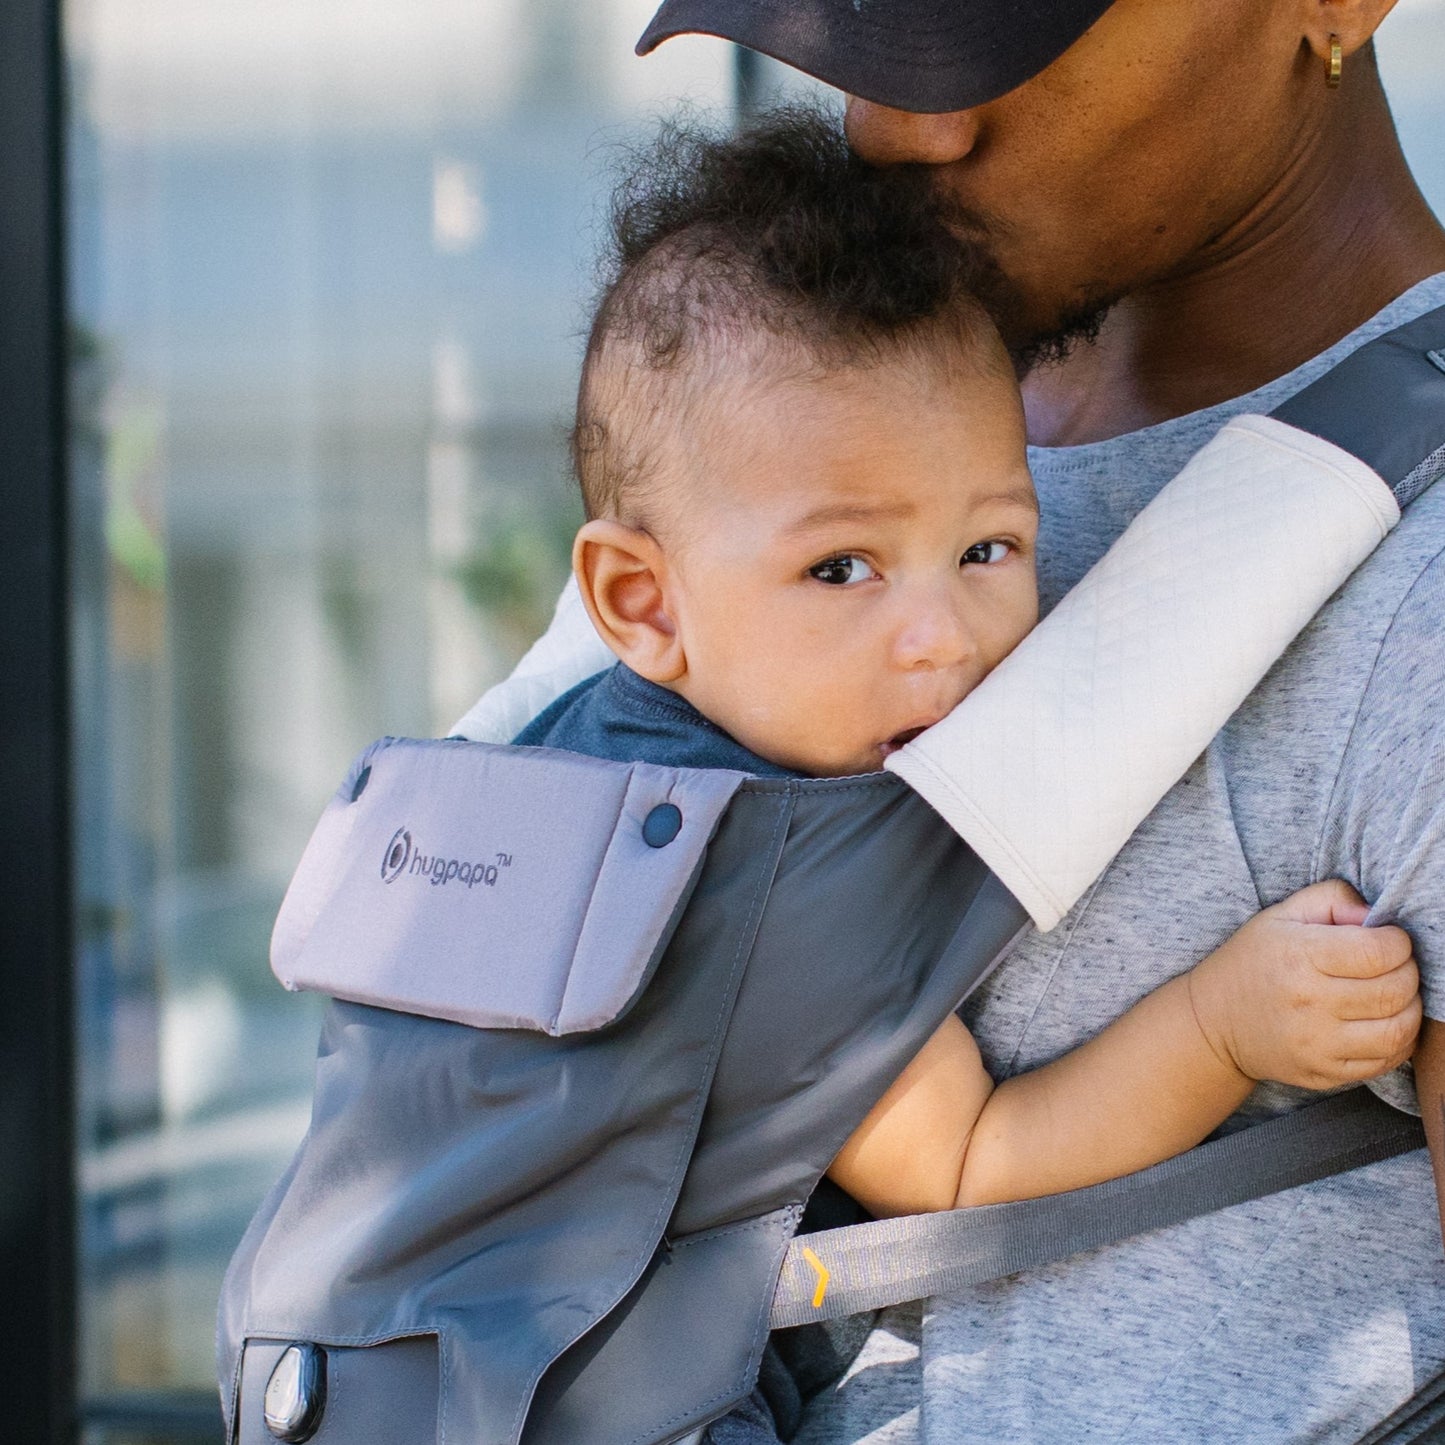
[{"left": 573, "top": 520, "right": 686, "bottom": 683}]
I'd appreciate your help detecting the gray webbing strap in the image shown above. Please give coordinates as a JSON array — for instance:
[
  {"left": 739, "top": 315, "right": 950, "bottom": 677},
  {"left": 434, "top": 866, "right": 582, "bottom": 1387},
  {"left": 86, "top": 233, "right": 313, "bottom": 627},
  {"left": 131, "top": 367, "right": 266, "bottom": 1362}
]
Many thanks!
[
  {"left": 770, "top": 1088, "right": 1424, "bottom": 1328},
  {"left": 1270, "top": 301, "right": 1445, "bottom": 487}
]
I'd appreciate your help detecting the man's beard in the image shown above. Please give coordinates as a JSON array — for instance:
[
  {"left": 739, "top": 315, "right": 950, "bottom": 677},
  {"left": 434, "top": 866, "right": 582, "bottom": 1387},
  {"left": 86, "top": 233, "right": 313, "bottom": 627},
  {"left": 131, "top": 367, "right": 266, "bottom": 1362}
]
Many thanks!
[
  {"left": 926, "top": 184, "right": 1118, "bottom": 376},
  {"left": 1005, "top": 298, "right": 1114, "bottom": 377}
]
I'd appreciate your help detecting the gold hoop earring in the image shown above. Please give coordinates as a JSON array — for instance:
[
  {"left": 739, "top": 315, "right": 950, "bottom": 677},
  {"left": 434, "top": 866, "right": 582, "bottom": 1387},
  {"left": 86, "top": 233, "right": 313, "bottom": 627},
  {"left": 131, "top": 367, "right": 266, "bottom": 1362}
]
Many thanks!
[{"left": 1327, "top": 34, "right": 1343, "bottom": 88}]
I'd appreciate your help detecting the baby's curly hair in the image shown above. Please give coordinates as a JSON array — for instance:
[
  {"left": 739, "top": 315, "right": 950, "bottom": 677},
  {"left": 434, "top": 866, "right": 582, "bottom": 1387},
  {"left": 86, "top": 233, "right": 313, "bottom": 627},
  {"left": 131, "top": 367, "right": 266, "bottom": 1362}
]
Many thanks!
[{"left": 574, "top": 105, "right": 1005, "bottom": 523}]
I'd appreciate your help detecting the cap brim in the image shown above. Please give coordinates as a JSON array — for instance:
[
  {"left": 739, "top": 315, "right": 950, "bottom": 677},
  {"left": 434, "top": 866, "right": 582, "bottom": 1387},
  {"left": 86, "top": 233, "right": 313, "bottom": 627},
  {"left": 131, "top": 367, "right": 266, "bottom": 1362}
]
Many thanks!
[{"left": 637, "top": 0, "right": 1117, "bottom": 114}]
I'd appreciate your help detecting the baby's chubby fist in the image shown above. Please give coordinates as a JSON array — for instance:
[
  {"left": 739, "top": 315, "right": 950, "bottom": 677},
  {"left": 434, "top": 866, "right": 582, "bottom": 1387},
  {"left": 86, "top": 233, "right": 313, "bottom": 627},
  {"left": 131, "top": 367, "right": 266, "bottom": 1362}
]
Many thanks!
[{"left": 1185, "top": 879, "right": 1421, "bottom": 1091}]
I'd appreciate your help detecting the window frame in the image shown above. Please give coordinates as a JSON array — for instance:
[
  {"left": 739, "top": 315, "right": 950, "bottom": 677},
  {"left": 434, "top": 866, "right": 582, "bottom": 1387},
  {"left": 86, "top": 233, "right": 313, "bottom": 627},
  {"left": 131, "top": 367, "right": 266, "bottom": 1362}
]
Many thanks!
[{"left": 0, "top": 0, "right": 77, "bottom": 1441}]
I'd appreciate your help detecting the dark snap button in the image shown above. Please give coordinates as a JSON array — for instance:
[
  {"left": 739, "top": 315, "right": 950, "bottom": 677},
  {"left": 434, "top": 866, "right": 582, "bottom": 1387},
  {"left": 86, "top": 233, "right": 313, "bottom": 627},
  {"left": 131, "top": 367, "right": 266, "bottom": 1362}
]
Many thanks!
[
  {"left": 642, "top": 803, "right": 683, "bottom": 848},
  {"left": 263, "top": 1341, "right": 327, "bottom": 1442}
]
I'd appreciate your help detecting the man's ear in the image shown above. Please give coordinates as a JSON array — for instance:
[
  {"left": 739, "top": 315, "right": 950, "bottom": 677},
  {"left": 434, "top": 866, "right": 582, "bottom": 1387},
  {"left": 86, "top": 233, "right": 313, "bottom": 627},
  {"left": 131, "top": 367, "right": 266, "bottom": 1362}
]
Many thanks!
[
  {"left": 1302, "top": 0, "right": 1399, "bottom": 65},
  {"left": 573, "top": 519, "right": 686, "bottom": 683}
]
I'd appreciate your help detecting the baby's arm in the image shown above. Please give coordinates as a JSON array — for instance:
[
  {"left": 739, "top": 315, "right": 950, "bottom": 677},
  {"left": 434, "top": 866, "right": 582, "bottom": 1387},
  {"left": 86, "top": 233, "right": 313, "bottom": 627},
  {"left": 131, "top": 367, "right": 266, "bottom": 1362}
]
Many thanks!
[{"left": 829, "top": 880, "right": 1421, "bottom": 1218}]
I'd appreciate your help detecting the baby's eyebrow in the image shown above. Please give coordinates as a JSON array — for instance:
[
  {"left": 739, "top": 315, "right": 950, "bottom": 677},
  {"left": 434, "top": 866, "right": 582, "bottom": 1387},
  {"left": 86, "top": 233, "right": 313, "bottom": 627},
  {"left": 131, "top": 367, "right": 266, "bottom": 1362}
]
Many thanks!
[
  {"left": 783, "top": 486, "right": 1038, "bottom": 537},
  {"left": 781, "top": 499, "right": 917, "bottom": 536},
  {"left": 974, "top": 486, "right": 1040, "bottom": 514}
]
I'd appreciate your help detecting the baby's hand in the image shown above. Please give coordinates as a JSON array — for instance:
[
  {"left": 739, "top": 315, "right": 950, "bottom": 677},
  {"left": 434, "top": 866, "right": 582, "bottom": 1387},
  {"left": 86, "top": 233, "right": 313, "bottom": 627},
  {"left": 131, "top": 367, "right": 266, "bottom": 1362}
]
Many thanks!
[{"left": 1186, "top": 880, "right": 1421, "bottom": 1090}]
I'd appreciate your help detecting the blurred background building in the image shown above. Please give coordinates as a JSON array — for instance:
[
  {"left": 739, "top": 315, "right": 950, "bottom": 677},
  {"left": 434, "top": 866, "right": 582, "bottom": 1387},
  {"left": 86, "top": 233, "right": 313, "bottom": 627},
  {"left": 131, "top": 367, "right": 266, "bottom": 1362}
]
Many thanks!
[{"left": 2, "top": 2, "right": 1443, "bottom": 1440}]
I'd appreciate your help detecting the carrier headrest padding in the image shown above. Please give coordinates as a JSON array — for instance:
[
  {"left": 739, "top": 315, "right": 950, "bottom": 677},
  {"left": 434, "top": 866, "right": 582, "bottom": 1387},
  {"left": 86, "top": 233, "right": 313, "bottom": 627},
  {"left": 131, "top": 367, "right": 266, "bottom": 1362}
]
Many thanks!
[
  {"left": 270, "top": 738, "right": 747, "bottom": 1033},
  {"left": 886, "top": 414, "right": 1399, "bottom": 931}
]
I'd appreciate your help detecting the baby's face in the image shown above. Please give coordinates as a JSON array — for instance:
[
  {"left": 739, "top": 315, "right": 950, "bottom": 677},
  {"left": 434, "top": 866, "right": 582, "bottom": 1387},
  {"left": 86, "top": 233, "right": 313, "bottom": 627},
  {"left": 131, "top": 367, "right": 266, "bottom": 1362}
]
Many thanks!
[{"left": 661, "top": 356, "right": 1039, "bottom": 775}]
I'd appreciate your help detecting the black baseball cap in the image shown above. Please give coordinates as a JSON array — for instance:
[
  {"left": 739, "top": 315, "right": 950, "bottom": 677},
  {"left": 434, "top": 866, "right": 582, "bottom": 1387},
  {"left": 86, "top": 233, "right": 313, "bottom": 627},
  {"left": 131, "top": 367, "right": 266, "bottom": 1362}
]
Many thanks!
[{"left": 637, "top": 0, "right": 1118, "bottom": 114}]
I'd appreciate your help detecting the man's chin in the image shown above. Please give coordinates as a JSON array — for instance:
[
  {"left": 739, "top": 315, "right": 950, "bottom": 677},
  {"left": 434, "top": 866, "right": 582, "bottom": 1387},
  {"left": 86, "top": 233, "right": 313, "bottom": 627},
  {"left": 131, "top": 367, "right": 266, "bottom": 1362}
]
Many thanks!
[
  {"left": 963, "top": 247, "right": 1117, "bottom": 374},
  {"left": 913, "top": 171, "right": 1115, "bottom": 375},
  {"left": 927, "top": 195, "right": 1118, "bottom": 374},
  {"left": 1003, "top": 295, "right": 1116, "bottom": 376}
]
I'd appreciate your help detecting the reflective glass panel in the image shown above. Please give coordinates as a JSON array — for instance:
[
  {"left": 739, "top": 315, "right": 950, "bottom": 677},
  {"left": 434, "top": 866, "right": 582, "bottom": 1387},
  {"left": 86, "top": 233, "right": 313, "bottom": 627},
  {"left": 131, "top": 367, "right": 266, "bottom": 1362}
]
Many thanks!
[{"left": 66, "top": 0, "right": 748, "bottom": 1416}]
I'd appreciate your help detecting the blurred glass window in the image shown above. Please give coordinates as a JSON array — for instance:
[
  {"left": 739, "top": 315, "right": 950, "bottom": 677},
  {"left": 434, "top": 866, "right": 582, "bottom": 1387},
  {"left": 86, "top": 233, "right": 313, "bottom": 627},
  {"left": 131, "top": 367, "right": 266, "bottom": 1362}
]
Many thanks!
[{"left": 65, "top": 0, "right": 770, "bottom": 1427}]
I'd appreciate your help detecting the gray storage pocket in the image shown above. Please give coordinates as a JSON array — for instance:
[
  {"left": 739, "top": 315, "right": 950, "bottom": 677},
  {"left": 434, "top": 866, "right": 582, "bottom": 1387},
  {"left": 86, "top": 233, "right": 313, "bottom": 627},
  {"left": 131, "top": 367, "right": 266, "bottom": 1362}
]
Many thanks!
[{"left": 271, "top": 737, "right": 747, "bottom": 1035}]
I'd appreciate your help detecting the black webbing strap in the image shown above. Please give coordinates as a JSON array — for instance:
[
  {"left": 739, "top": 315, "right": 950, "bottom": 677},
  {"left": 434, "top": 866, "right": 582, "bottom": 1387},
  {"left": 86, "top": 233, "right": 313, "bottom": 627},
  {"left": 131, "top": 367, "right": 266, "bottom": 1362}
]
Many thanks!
[
  {"left": 772, "top": 1087, "right": 1424, "bottom": 1328},
  {"left": 771, "top": 300, "right": 1445, "bottom": 1331}
]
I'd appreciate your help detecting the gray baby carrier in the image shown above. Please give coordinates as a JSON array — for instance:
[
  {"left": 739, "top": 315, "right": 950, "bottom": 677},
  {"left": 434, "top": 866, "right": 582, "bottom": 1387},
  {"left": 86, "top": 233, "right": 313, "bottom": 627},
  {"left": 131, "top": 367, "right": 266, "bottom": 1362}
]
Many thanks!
[{"left": 220, "top": 310, "right": 1445, "bottom": 1445}]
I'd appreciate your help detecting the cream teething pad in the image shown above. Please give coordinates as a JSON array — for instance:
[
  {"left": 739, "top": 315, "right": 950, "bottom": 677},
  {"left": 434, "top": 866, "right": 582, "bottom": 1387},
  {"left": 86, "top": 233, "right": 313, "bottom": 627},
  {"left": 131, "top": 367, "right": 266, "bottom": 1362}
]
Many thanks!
[{"left": 886, "top": 414, "right": 1400, "bottom": 931}]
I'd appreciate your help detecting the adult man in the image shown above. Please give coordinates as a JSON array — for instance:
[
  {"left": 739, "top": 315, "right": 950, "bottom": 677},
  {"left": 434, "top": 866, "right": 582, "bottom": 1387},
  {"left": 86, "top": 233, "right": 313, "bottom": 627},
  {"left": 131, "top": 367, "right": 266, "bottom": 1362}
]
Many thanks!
[
  {"left": 628, "top": 1, "right": 1445, "bottom": 1440},
  {"left": 454, "top": 0, "right": 1445, "bottom": 1438}
]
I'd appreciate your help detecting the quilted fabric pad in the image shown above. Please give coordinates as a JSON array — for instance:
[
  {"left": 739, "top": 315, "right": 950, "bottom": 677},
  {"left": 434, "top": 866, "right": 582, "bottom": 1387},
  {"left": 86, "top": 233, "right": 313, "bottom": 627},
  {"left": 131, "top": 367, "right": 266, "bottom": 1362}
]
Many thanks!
[{"left": 886, "top": 415, "right": 1399, "bottom": 929}]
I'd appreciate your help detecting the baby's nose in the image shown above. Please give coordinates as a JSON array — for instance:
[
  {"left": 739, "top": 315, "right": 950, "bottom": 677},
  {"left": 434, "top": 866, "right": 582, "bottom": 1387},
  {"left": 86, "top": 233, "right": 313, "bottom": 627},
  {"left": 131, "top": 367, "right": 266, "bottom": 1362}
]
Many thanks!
[{"left": 895, "top": 596, "right": 977, "bottom": 672}]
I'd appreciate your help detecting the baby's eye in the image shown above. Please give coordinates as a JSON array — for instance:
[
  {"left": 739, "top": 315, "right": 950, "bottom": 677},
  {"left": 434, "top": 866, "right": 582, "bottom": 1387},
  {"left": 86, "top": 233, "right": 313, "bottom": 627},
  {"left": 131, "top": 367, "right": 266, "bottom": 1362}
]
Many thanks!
[
  {"left": 808, "top": 554, "right": 879, "bottom": 586},
  {"left": 961, "top": 540, "right": 1012, "bottom": 566}
]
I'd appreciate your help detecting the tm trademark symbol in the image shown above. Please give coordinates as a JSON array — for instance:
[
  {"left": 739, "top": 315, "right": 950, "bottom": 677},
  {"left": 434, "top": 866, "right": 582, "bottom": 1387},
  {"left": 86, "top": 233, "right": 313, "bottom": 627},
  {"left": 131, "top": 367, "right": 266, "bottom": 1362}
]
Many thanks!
[{"left": 495, "top": 852, "right": 513, "bottom": 868}]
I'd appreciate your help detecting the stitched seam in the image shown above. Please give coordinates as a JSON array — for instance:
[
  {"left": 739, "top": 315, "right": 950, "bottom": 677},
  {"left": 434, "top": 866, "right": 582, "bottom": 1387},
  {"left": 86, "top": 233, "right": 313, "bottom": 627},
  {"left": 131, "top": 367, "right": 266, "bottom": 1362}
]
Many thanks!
[
  {"left": 610, "top": 669, "right": 728, "bottom": 729},
  {"left": 240, "top": 1333, "right": 444, "bottom": 1444},
  {"left": 437, "top": 1326, "right": 449, "bottom": 1445},
  {"left": 223, "top": 1349, "right": 243, "bottom": 1444},
  {"left": 244, "top": 1326, "right": 438, "bottom": 1348},
  {"left": 668, "top": 1210, "right": 794, "bottom": 1252},
  {"left": 741, "top": 774, "right": 909, "bottom": 800},
  {"left": 1223, "top": 417, "right": 1398, "bottom": 530},
  {"left": 1311, "top": 538, "right": 1445, "bottom": 884},
  {"left": 545, "top": 770, "right": 628, "bottom": 1034},
  {"left": 999, "top": 873, "right": 1106, "bottom": 1077},
  {"left": 508, "top": 793, "right": 795, "bottom": 1442},
  {"left": 627, "top": 1206, "right": 805, "bottom": 1444}
]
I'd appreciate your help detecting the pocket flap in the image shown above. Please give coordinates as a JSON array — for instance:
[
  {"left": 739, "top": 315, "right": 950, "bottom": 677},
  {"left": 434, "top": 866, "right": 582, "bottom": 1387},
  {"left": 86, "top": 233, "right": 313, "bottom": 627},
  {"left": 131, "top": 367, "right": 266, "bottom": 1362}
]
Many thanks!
[{"left": 271, "top": 737, "right": 747, "bottom": 1034}]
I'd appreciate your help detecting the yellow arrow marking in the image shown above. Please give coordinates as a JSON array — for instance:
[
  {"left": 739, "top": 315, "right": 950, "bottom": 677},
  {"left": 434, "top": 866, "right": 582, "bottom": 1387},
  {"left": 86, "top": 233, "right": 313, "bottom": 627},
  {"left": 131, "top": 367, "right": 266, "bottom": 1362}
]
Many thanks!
[{"left": 802, "top": 1247, "right": 830, "bottom": 1309}]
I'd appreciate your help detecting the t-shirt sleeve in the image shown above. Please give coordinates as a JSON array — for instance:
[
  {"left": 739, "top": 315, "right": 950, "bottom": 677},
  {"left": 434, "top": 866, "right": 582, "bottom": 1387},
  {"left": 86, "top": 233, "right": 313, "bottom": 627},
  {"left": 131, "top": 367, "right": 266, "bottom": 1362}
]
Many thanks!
[{"left": 1319, "top": 544, "right": 1445, "bottom": 1021}]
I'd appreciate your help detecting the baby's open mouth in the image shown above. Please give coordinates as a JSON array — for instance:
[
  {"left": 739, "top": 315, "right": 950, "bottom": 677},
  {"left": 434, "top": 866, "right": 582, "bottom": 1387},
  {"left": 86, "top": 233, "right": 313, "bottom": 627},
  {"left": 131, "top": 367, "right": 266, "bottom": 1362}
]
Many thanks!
[{"left": 881, "top": 724, "right": 930, "bottom": 755}]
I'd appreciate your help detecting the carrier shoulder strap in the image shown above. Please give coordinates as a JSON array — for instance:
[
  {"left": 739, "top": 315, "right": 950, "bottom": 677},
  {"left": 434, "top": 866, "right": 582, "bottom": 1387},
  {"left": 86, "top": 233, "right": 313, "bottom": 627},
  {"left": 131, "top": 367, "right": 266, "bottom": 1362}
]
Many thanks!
[
  {"left": 770, "top": 299, "right": 1445, "bottom": 1332},
  {"left": 1271, "top": 300, "right": 1445, "bottom": 497},
  {"left": 772, "top": 1088, "right": 1421, "bottom": 1327}
]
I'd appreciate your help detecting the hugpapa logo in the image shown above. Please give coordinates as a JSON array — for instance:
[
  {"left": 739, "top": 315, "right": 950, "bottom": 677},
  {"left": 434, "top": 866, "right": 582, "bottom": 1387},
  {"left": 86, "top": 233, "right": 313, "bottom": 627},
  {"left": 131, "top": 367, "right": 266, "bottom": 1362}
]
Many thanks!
[
  {"left": 381, "top": 827, "right": 413, "bottom": 882},
  {"left": 381, "top": 825, "right": 507, "bottom": 890}
]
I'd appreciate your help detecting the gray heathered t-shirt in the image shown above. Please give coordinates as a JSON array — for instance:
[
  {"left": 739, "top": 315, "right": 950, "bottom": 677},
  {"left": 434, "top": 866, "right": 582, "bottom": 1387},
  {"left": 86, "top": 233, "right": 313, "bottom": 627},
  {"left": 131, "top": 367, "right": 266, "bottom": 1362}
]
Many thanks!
[{"left": 797, "top": 273, "right": 1445, "bottom": 1444}]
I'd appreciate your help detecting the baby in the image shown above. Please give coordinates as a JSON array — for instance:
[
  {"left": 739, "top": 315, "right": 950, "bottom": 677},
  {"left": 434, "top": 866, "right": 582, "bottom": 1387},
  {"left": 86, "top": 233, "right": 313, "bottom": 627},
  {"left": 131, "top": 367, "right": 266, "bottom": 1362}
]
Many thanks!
[{"left": 516, "top": 113, "right": 1420, "bottom": 1218}]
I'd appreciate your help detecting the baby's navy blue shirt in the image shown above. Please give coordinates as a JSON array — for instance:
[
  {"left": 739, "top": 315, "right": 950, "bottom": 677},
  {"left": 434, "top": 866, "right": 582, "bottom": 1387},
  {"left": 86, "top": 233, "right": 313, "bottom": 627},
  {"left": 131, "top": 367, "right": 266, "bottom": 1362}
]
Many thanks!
[{"left": 512, "top": 663, "right": 796, "bottom": 778}]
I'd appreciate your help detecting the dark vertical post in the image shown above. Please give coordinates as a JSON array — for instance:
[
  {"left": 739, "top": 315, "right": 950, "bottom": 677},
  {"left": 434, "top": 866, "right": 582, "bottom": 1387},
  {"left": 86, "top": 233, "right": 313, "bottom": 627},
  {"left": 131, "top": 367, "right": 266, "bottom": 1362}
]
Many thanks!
[
  {"left": 733, "top": 43, "right": 763, "bottom": 126},
  {"left": 0, "top": 0, "right": 76, "bottom": 1439}
]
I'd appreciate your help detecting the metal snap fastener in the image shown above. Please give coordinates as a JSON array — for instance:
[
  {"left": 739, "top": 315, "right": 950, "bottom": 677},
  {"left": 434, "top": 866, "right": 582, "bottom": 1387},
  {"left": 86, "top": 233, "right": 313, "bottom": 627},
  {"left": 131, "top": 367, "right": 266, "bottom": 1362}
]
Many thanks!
[
  {"left": 263, "top": 1341, "right": 327, "bottom": 1442},
  {"left": 642, "top": 802, "right": 683, "bottom": 848}
]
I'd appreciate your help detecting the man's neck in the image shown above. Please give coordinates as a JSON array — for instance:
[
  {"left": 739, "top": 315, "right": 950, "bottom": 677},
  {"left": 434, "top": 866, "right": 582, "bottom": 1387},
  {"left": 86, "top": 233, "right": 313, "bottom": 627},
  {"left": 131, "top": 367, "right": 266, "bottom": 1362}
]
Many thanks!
[{"left": 1023, "top": 82, "right": 1445, "bottom": 448}]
